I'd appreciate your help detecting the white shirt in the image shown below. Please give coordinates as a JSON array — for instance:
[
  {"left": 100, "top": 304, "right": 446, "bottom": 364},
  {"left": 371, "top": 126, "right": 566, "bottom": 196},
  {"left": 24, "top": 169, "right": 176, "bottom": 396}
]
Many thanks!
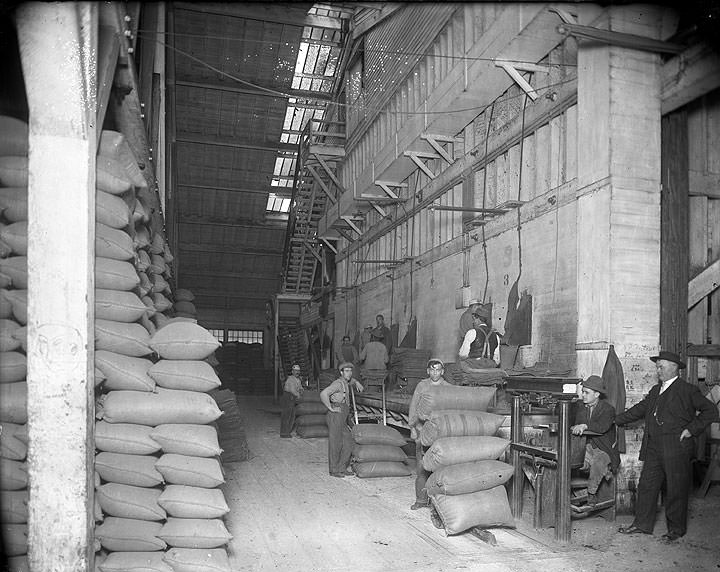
[{"left": 659, "top": 375, "right": 678, "bottom": 394}]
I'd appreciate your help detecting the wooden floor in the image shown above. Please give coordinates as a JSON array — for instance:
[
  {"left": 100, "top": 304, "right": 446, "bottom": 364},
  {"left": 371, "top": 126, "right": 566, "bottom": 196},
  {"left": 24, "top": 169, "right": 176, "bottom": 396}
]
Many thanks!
[{"left": 221, "top": 396, "right": 602, "bottom": 572}]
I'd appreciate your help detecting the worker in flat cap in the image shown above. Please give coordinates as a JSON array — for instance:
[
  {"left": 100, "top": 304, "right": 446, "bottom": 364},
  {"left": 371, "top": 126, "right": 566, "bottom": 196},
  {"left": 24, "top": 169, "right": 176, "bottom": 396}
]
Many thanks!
[
  {"left": 320, "top": 361, "right": 363, "bottom": 478},
  {"left": 570, "top": 375, "right": 620, "bottom": 506},
  {"left": 280, "top": 364, "right": 303, "bottom": 438},
  {"left": 615, "top": 351, "right": 718, "bottom": 542},
  {"left": 407, "top": 358, "right": 450, "bottom": 510}
]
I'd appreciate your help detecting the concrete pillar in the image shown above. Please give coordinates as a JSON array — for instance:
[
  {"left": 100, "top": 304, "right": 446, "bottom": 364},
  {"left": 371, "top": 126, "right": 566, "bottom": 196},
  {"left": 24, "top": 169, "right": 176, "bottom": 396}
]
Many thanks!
[{"left": 16, "top": 3, "right": 97, "bottom": 570}]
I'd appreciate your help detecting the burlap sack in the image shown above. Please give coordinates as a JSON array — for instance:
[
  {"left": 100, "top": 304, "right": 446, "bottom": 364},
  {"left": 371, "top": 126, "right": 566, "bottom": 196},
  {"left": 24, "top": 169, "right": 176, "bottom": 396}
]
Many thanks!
[
  {"left": 95, "top": 258, "right": 140, "bottom": 291},
  {"left": 155, "top": 454, "right": 224, "bottom": 488},
  {"left": 0, "top": 422, "right": 28, "bottom": 460},
  {"left": 422, "top": 436, "right": 510, "bottom": 472},
  {"left": 430, "top": 485, "right": 515, "bottom": 535},
  {"left": 96, "top": 483, "right": 166, "bottom": 521},
  {"left": 352, "top": 461, "right": 411, "bottom": 478},
  {"left": 147, "top": 360, "right": 221, "bottom": 393},
  {"left": 0, "top": 351, "right": 26, "bottom": 383},
  {"left": 95, "top": 351, "right": 155, "bottom": 392},
  {"left": 0, "top": 382, "right": 27, "bottom": 423},
  {"left": 99, "top": 388, "right": 222, "bottom": 425},
  {"left": 158, "top": 485, "right": 230, "bottom": 518},
  {"left": 149, "top": 323, "right": 220, "bottom": 360},
  {"left": 0, "top": 458, "right": 28, "bottom": 490},
  {"left": 426, "top": 459, "right": 514, "bottom": 496},
  {"left": 98, "top": 551, "right": 173, "bottom": 572},
  {"left": 95, "top": 290, "right": 148, "bottom": 323},
  {"left": 420, "top": 411, "right": 505, "bottom": 446},
  {"left": 0, "top": 319, "right": 22, "bottom": 352},
  {"left": 95, "top": 517, "right": 166, "bottom": 552},
  {"left": 94, "top": 421, "right": 160, "bottom": 455},
  {"left": 0, "top": 489, "right": 28, "bottom": 523},
  {"left": 158, "top": 518, "right": 232, "bottom": 549},
  {"left": 163, "top": 548, "right": 231, "bottom": 572},
  {"left": 416, "top": 385, "right": 496, "bottom": 420},
  {"left": 351, "top": 444, "right": 407, "bottom": 463},
  {"left": 97, "top": 190, "right": 132, "bottom": 229},
  {"left": 95, "top": 322, "right": 152, "bottom": 358},
  {"left": 150, "top": 424, "right": 221, "bottom": 457},
  {"left": 95, "top": 452, "right": 164, "bottom": 487},
  {"left": 351, "top": 423, "right": 406, "bottom": 446}
]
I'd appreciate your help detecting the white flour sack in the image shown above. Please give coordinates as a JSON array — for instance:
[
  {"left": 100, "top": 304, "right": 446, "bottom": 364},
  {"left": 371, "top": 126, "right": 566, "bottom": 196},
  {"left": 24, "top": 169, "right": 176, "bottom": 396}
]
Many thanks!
[
  {"left": 95, "top": 258, "right": 140, "bottom": 291},
  {"left": 158, "top": 485, "right": 230, "bottom": 518},
  {"left": 95, "top": 322, "right": 152, "bottom": 358},
  {"left": 150, "top": 424, "right": 221, "bottom": 457},
  {"left": 98, "top": 388, "right": 222, "bottom": 425},
  {"left": 95, "top": 351, "right": 155, "bottom": 392},
  {"left": 149, "top": 322, "right": 220, "bottom": 360},
  {"left": 158, "top": 518, "right": 232, "bottom": 549},
  {"left": 162, "top": 548, "right": 231, "bottom": 572},
  {"left": 94, "top": 421, "right": 160, "bottom": 455},
  {"left": 96, "top": 483, "right": 166, "bottom": 521},
  {"left": 147, "top": 360, "right": 220, "bottom": 392},
  {"left": 95, "top": 289, "right": 148, "bottom": 323}
]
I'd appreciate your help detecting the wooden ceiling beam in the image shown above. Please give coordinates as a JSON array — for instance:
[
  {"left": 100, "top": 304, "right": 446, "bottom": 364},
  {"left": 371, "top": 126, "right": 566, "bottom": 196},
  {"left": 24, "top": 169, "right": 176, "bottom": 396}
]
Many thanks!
[
  {"left": 175, "top": 2, "right": 341, "bottom": 29},
  {"left": 178, "top": 243, "right": 283, "bottom": 256},
  {"left": 177, "top": 183, "right": 272, "bottom": 196},
  {"left": 177, "top": 217, "right": 286, "bottom": 230},
  {"left": 181, "top": 270, "right": 280, "bottom": 281},
  {"left": 175, "top": 79, "right": 332, "bottom": 102},
  {"left": 175, "top": 135, "right": 297, "bottom": 154}
]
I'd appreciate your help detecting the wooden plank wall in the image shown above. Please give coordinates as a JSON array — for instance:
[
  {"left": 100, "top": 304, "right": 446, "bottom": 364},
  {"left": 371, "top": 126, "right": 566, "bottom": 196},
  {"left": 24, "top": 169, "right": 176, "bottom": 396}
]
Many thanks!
[{"left": 687, "top": 90, "right": 720, "bottom": 385}]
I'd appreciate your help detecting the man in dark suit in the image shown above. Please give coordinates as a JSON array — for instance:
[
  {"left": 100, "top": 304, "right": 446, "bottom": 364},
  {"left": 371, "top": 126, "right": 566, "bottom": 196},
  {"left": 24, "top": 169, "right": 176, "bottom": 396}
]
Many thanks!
[{"left": 615, "top": 351, "right": 718, "bottom": 542}]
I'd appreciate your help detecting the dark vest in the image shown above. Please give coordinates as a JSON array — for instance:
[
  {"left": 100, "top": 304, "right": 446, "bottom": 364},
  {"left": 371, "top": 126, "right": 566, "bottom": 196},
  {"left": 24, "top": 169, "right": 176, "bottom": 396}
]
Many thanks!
[{"left": 468, "top": 326, "right": 499, "bottom": 359}]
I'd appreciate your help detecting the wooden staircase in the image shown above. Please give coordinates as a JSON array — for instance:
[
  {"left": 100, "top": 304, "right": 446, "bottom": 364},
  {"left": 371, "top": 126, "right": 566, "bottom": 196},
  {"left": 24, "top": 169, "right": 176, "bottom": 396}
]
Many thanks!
[
  {"left": 277, "top": 320, "right": 311, "bottom": 379},
  {"left": 282, "top": 118, "right": 345, "bottom": 295}
]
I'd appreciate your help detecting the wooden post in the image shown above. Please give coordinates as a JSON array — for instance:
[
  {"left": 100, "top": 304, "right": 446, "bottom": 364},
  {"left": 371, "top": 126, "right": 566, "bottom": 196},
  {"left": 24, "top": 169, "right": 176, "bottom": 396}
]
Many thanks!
[
  {"left": 510, "top": 396, "right": 523, "bottom": 518},
  {"left": 555, "top": 400, "right": 571, "bottom": 543},
  {"left": 16, "top": 3, "right": 97, "bottom": 570}
]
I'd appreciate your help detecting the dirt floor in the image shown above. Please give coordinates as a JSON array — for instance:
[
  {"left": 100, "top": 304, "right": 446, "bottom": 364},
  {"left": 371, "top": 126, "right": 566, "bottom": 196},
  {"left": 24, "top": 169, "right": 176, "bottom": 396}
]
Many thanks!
[{"left": 222, "top": 396, "right": 720, "bottom": 572}]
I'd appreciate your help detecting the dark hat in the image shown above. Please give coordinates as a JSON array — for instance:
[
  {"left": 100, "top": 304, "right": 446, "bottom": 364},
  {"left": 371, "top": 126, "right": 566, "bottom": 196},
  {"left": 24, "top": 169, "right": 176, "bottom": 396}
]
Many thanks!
[
  {"left": 582, "top": 375, "right": 606, "bottom": 394},
  {"left": 650, "top": 351, "right": 686, "bottom": 369},
  {"left": 338, "top": 361, "right": 354, "bottom": 372},
  {"left": 471, "top": 304, "right": 490, "bottom": 319}
]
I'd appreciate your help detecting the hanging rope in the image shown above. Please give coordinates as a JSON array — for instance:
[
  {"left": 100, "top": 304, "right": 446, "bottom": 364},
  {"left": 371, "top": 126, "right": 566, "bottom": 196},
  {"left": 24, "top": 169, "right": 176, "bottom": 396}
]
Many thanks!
[
  {"left": 480, "top": 102, "right": 495, "bottom": 303},
  {"left": 516, "top": 94, "right": 529, "bottom": 280}
]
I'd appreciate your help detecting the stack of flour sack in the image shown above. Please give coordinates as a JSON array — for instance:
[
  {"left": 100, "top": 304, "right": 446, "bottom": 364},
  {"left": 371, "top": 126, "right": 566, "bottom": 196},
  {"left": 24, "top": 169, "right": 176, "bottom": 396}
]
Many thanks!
[
  {"left": 294, "top": 391, "right": 329, "bottom": 438},
  {"left": 417, "top": 385, "right": 515, "bottom": 535},
  {"left": 94, "top": 321, "right": 236, "bottom": 572},
  {"left": 350, "top": 423, "right": 411, "bottom": 478}
]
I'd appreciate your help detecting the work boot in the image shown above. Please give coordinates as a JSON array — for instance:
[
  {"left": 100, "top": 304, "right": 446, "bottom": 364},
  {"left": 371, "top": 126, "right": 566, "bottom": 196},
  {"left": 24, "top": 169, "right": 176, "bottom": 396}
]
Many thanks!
[{"left": 410, "top": 501, "right": 430, "bottom": 510}]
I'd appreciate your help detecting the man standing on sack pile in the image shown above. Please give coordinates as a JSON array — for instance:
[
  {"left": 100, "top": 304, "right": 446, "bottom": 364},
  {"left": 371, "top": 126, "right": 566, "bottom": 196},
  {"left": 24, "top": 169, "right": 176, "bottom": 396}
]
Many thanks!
[
  {"left": 320, "top": 362, "right": 364, "bottom": 478},
  {"left": 615, "top": 351, "right": 718, "bottom": 542},
  {"left": 570, "top": 375, "right": 621, "bottom": 506},
  {"left": 407, "top": 358, "right": 450, "bottom": 510},
  {"left": 359, "top": 328, "right": 389, "bottom": 387}
]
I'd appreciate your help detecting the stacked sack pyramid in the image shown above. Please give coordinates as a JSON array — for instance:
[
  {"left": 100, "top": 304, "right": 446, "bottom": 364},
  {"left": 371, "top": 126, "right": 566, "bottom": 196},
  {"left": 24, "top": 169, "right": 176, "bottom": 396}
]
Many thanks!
[{"left": 418, "top": 385, "right": 515, "bottom": 535}]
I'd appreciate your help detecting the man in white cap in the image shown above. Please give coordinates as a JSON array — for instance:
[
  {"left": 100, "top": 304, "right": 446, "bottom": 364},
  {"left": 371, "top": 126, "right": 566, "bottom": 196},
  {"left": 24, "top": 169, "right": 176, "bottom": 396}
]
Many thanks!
[
  {"left": 320, "top": 362, "right": 364, "bottom": 477},
  {"left": 571, "top": 375, "right": 620, "bottom": 506},
  {"left": 616, "top": 351, "right": 718, "bottom": 542},
  {"left": 407, "top": 358, "right": 450, "bottom": 509}
]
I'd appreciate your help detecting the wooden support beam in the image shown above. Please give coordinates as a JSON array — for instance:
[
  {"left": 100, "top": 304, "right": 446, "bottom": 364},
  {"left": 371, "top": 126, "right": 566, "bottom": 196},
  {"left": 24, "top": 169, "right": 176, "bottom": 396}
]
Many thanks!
[
  {"left": 16, "top": 3, "right": 97, "bottom": 570},
  {"left": 176, "top": 135, "right": 297, "bottom": 154},
  {"left": 175, "top": 2, "right": 341, "bottom": 29},
  {"left": 178, "top": 243, "right": 283, "bottom": 256},
  {"left": 688, "top": 258, "right": 720, "bottom": 309},
  {"left": 689, "top": 170, "right": 720, "bottom": 198},
  {"left": 175, "top": 78, "right": 331, "bottom": 102},
  {"left": 314, "top": 152, "right": 346, "bottom": 193},
  {"left": 307, "top": 164, "right": 337, "bottom": 204},
  {"left": 304, "top": 241, "right": 323, "bottom": 263},
  {"left": 662, "top": 42, "right": 720, "bottom": 114},
  {"left": 95, "top": 25, "right": 120, "bottom": 146},
  {"left": 403, "top": 150, "right": 438, "bottom": 179}
]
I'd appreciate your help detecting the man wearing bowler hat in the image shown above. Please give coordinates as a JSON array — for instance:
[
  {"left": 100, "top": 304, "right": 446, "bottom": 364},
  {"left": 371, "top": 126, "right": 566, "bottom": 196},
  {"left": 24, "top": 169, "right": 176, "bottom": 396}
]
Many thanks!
[
  {"left": 615, "top": 351, "right": 718, "bottom": 542},
  {"left": 571, "top": 375, "right": 621, "bottom": 506}
]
